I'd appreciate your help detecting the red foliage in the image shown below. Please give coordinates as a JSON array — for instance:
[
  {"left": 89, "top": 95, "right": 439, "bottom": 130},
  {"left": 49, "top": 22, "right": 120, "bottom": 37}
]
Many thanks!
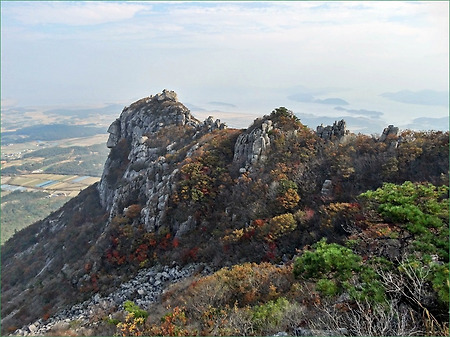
[
  {"left": 135, "top": 244, "right": 149, "bottom": 262},
  {"left": 111, "top": 236, "right": 119, "bottom": 246},
  {"left": 159, "top": 234, "right": 172, "bottom": 250},
  {"left": 243, "top": 228, "right": 256, "bottom": 240},
  {"left": 264, "top": 242, "right": 277, "bottom": 261},
  {"left": 88, "top": 273, "right": 99, "bottom": 292},
  {"left": 253, "top": 219, "right": 266, "bottom": 227},
  {"left": 183, "top": 247, "right": 199, "bottom": 261},
  {"left": 106, "top": 249, "right": 126, "bottom": 265},
  {"left": 304, "top": 207, "right": 315, "bottom": 221}
]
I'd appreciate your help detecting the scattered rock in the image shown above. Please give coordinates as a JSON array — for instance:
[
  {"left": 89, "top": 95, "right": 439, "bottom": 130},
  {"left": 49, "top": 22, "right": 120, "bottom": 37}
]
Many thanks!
[{"left": 13, "top": 263, "right": 209, "bottom": 336}]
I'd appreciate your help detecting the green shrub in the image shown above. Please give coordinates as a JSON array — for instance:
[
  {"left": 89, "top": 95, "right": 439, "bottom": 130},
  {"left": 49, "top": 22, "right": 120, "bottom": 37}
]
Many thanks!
[
  {"left": 123, "top": 300, "right": 148, "bottom": 320},
  {"left": 316, "top": 279, "right": 338, "bottom": 297},
  {"left": 294, "top": 239, "right": 385, "bottom": 302},
  {"left": 293, "top": 239, "right": 361, "bottom": 280},
  {"left": 251, "top": 297, "right": 290, "bottom": 331}
]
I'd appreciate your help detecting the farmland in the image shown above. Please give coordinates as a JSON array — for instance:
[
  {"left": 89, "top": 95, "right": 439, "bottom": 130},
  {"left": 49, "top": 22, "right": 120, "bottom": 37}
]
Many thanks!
[
  {"left": 1, "top": 106, "right": 114, "bottom": 245},
  {"left": 2, "top": 173, "right": 100, "bottom": 197}
]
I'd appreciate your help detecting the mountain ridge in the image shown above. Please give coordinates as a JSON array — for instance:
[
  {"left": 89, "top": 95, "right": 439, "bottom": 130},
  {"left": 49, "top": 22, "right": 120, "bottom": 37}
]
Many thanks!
[{"left": 2, "top": 90, "right": 448, "bottom": 336}]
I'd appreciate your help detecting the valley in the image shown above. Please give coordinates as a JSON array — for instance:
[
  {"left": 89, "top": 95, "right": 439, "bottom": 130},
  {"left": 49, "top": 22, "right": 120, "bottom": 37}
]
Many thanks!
[{"left": 1, "top": 109, "right": 111, "bottom": 245}]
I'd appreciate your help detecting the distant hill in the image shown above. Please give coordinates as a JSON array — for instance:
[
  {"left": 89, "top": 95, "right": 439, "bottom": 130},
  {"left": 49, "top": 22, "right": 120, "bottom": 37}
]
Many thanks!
[
  {"left": 1, "top": 124, "right": 106, "bottom": 144},
  {"left": 43, "top": 104, "right": 123, "bottom": 118}
]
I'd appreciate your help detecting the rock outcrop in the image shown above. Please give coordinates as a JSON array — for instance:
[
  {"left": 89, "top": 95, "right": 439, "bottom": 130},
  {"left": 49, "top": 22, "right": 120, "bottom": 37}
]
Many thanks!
[
  {"left": 316, "top": 120, "right": 348, "bottom": 141},
  {"left": 379, "top": 124, "right": 399, "bottom": 142},
  {"left": 98, "top": 90, "right": 225, "bottom": 234},
  {"left": 320, "top": 179, "right": 333, "bottom": 199},
  {"left": 233, "top": 118, "right": 273, "bottom": 171}
]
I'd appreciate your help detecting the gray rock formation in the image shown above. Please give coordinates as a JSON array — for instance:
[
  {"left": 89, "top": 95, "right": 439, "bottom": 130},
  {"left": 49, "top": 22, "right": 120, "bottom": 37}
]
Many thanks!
[
  {"left": 203, "top": 115, "right": 227, "bottom": 132},
  {"left": 106, "top": 119, "right": 121, "bottom": 148},
  {"left": 98, "top": 89, "right": 227, "bottom": 236},
  {"left": 321, "top": 179, "right": 333, "bottom": 199},
  {"left": 379, "top": 124, "right": 399, "bottom": 142},
  {"left": 316, "top": 120, "right": 348, "bottom": 141},
  {"left": 233, "top": 118, "right": 273, "bottom": 171}
]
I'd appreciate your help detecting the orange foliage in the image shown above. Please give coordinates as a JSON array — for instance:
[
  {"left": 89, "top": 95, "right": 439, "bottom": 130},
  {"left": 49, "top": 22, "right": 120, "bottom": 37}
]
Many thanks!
[
  {"left": 125, "top": 204, "right": 142, "bottom": 219},
  {"left": 148, "top": 306, "right": 194, "bottom": 336},
  {"left": 182, "top": 262, "right": 294, "bottom": 312},
  {"left": 277, "top": 188, "right": 300, "bottom": 210}
]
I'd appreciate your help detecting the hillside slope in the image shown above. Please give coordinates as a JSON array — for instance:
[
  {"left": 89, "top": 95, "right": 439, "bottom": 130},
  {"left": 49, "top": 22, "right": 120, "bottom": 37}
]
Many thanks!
[{"left": 2, "top": 90, "right": 448, "bottom": 336}]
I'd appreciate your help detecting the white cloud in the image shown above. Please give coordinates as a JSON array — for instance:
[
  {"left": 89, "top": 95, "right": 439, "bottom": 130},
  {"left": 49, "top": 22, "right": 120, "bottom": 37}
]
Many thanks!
[
  {"left": 4, "top": 2, "right": 149, "bottom": 26},
  {"left": 1, "top": 0, "right": 448, "bottom": 120}
]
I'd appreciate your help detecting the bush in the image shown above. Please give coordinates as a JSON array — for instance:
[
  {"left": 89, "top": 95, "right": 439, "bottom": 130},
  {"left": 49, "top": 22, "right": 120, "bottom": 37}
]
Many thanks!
[
  {"left": 268, "top": 213, "right": 297, "bottom": 240},
  {"left": 125, "top": 204, "right": 142, "bottom": 219},
  {"left": 251, "top": 297, "right": 290, "bottom": 331},
  {"left": 123, "top": 300, "right": 148, "bottom": 320},
  {"left": 294, "top": 239, "right": 385, "bottom": 302},
  {"left": 181, "top": 262, "right": 293, "bottom": 316}
]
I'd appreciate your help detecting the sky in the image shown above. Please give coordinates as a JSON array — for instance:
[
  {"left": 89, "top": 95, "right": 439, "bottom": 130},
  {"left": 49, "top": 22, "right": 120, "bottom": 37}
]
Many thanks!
[{"left": 1, "top": 1, "right": 449, "bottom": 132}]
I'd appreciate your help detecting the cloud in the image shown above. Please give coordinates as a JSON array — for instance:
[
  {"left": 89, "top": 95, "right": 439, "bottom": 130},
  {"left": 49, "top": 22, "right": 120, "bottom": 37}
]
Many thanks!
[
  {"left": 5, "top": 2, "right": 148, "bottom": 26},
  {"left": 288, "top": 93, "right": 349, "bottom": 105},
  {"left": 2, "top": 1, "right": 447, "bottom": 116},
  {"left": 380, "top": 90, "right": 449, "bottom": 107},
  {"left": 404, "top": 116, "right": 449, "bottom": 131},
  {"left": 208, "top": 101, "right": 237, "bottom": 108},
  {"left": 185, "top": 103, "right": 207, "bottom": 112},
  {"left": 334, "top": 107, "right": 383, "bottom": 119},
  {"left": 314, "top": 98, "right": 349, "bottom": 105}
]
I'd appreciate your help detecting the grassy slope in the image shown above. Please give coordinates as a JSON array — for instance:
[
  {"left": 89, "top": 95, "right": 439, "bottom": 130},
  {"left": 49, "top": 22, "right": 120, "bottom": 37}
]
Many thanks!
[{"left": 1, "top": 190, "right": 70, "bottom": 245}]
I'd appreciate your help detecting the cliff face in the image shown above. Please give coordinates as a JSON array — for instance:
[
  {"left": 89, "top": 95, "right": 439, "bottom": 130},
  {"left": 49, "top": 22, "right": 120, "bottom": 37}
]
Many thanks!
[{"left": 97, "top": 90, "right": 227, "bottom": 234}]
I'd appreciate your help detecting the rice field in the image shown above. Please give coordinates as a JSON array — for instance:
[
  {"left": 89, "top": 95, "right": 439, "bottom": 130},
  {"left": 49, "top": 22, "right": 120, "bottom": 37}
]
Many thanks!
[{"left": 5, "top": 173, "right": 100, "bottom": 197}]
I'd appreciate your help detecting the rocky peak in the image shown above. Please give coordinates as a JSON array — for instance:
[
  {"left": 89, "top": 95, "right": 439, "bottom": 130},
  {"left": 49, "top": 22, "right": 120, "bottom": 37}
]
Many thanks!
[
  {"left": 98, "top": 90, "right": 228, "bottom": 232},
  {"left": 379, "top": 124, "right": 399, "bottom": 142},
  {"left": 106, "top": 89, "right": 199, "bottom": 149},
  {"left": 233, "top": 117, "right": 273, "bottom": 172},
  {"left": 316, "top": 120, "right": 349, "bottom": 141}
]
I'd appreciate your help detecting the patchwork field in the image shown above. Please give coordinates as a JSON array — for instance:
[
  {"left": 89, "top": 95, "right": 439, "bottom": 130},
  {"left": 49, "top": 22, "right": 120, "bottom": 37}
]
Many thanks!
[
  {"left": 4, "top": 173, "right": 100, "bottom": 197},
  {"left": 1, "top": 173, "right": 101, "bottom": 244}
]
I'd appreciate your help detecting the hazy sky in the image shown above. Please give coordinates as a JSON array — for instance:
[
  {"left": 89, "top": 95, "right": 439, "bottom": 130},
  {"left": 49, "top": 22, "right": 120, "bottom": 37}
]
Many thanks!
[{"left": 1, "top": 1, "right": 449, "bottom": 131}]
